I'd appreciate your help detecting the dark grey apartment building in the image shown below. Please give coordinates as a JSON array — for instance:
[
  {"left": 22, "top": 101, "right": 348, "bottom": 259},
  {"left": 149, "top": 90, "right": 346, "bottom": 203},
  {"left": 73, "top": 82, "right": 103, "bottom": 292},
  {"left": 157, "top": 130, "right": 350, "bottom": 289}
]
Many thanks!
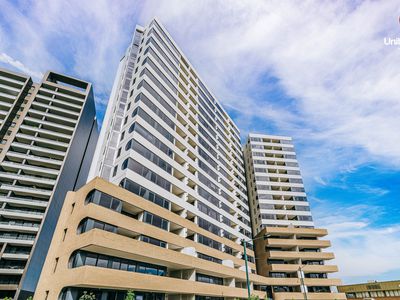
[{"left": 0, "top": 68, "right": 98, "bottom": 299}]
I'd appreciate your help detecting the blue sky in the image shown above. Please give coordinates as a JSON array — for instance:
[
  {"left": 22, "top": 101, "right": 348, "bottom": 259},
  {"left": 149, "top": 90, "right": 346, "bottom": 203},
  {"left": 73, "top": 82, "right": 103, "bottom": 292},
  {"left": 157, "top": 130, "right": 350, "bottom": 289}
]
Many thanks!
[{"left": 1, "top": 0, "right": 400, "bottom": 284}]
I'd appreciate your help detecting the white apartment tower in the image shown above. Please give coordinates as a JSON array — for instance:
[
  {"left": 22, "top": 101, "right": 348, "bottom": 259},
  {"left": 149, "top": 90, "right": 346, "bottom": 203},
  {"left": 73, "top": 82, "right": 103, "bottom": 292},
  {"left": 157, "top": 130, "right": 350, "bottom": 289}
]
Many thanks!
[
  {"left": 243, "top": 133, "right": 313, "bottom": 235},
  {"left": 33, "top": 19, "right": 345, "bottom": 300},
  {"left": 91, "top": 18, "right": 253, "bottom": 268}
]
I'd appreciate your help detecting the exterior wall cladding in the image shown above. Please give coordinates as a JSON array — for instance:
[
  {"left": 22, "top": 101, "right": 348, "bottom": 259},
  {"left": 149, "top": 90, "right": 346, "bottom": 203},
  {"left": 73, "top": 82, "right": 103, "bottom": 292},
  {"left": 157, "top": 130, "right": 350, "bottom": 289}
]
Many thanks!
[
  {"left": 34, "top": 18, "right": 344, "bottom": 300},
  {"left": 0, "top": 68, "right": 98, "bottom": 299}
]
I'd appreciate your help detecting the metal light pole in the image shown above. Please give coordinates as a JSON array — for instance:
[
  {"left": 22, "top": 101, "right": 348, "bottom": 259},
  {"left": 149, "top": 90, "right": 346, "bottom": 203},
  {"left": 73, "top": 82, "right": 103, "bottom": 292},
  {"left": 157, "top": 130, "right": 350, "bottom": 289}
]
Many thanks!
[
  {"left": 241, "top": 234, "right": 271, "bottom": 300},
  {"left": 298, "top": 265, "right": 308, "bottom": 300},
  {"left": 242, "top": 239, "right": 251, "bottom": 299}
]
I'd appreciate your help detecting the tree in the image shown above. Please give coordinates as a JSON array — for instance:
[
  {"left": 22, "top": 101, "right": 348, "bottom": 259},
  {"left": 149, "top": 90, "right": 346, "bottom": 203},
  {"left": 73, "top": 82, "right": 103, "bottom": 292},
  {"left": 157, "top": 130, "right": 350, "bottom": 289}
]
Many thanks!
[
  {"left": 79, "top": 291, "right": 96, "bottom": 300},
  {"left": 26, "top": 297, "right": 33, "bottom": 300},
  {"left": 2, "top": 297, "right": 13, "bottom": 300},
  {"left": 249, "top": 294, "right": 259, "bottom": 300},
  {"left": 125, "top": 290, "right": 135, "bottom": 300}
]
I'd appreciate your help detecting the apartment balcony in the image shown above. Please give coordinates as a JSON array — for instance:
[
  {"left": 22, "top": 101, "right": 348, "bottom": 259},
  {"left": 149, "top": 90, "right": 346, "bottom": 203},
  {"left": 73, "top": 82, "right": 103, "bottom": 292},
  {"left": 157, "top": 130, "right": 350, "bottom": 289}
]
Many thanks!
[
  {"left": 0, "top": 83, "right": 21, "bottom": 95},
  {"left": 28, "top": 109, "right": 77, "bottom": 127},
  {"left": 263, "top": 227, "right": 328, "bottom": 237},
  {"left": 6, "top": 151, "right": 63, "bottom": 169},
  {"left": 0, "top": 183, "right": 52, "bottom": 198},
  {"left": 0, "top": 236, "right": 35, "bottom": 246},
  {"left": 0, "top": 171, "right": 56, "bottom": 187},
  {"left": 0, "top": 268, "right": 24, "bottom": 275},
  {"left": 269, "top": 264, "right": 338, "bottom": 273},
  {"left": 19, "top": 124, "right": 72, "bottom": 142},
  {"left": 32, "top": 101, "right": 80, "bottom": 119},
  {"left": 0, "top": 100, "right": 12, "bottom": 110},
  {"left": 268, "top": 250, "right": 335, "bottom": 261},
  {"left": 0, "top": 91, "right": 16, "bottom": 102},
  {"left": 39, "top": 87, "right": 85, "bottom": 105},
  {"left": 0, "top": 195, "right": 48, "bottom": 208},
  {"left": 24, "top": 116, "right": 75, "bottom": 134},
  {"left": 0, "top": 208, "right": 43, "bottom": 221},
  {"left": 304, "top": 277, "right": 342, "bottom": 286},
  {"left": 35, "top": 93, "right": 82, "bottom": 112},
  {"left": 1, "top": 161, "right": 59, "bottom": 178},
  {"left": 11, "top": 142, "right": 66, "bottom": 160},
  {"left": 0, "top": 109, "right": 9, "bottom": 117},
  {"left": 16, "top": 133, "right": 69, "bottom": 150},
  {"left": 266, "top": 238, "right": 331, "bottom": 249},
  {"left": 2, "top": 253, "right": 30, "bottom": 260},
  {"left": 0, "top": 221, "right": 39, "bottom": 233},
  {"left": 0, "top": 74, "right": 25, "bottom": 87}
]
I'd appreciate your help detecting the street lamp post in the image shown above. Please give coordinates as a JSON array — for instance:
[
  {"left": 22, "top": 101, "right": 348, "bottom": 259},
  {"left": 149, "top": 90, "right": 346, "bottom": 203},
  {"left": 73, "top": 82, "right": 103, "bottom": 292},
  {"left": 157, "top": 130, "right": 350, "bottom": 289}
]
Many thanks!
[
  {"left": 242, "top": 239, "right": 251, "bottom": 299},
  {"left": 298, "top": 265, "right": 308, "bottom": 300},
  {"left": 241, "top": 234, "right": 271, "bottom": 300}
]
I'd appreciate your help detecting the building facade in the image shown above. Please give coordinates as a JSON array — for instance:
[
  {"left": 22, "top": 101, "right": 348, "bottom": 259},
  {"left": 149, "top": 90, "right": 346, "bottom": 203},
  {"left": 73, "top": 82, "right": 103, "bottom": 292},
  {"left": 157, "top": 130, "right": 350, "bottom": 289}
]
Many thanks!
[
  {"left": 0, "top": 68, "right": 33, "bottom": 153},
  {"left": 243, "top": 133, "right": 313, "bottom": 235},
  {"left": 0, "top": 68, "right": 98, "bottom": 299},
  {"left": 34, "top": 178, "right": 345, "bottom": 300},
  {"left": 244, "top": 133, "right": 344, "bottom": 299},
  {"left": 338, "top": 280, "right": 400, "bottom": 300},
  {"left": 36, "top": 18, "right": 256, "bottom": 300},
  {"left": 34, "top": 19, "right": 344, "bottom": 300}
]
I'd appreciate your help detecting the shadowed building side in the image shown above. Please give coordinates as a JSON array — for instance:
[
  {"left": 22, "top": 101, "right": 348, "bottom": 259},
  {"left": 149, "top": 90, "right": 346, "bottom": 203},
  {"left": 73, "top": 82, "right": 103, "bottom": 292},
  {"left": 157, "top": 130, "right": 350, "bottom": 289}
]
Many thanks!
[{"left": 0, "top": 69, "right": 98, "bottom": 299}]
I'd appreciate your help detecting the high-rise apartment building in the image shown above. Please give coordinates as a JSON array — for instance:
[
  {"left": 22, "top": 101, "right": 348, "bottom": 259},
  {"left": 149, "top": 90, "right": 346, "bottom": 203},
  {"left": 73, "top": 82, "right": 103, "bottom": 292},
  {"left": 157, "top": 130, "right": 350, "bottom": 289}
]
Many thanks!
[
  {"left": 0, "top": 69, "right": 33, "bottom": 152},
  {"left": 244, "top": 133, "right": 344, "bottom": 299},
  {"left": 0, "top": 68, "right": 98, "bottom": 299},
  {"left": 35, "top": 19, "right": 265, "bottom": 300},
  {"left": 34, "top": 19, "right": 344, "bottom": 300},
  {"left": 243, "top": 133, "right": 313, "bottom": 236}
]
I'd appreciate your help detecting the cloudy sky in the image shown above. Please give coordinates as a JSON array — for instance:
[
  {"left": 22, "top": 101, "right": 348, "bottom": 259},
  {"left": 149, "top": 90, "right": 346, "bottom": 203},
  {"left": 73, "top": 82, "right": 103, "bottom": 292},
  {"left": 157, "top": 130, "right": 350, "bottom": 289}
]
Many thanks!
[{"left": 1, "top": 0, "right": 399, "bottom": 284}]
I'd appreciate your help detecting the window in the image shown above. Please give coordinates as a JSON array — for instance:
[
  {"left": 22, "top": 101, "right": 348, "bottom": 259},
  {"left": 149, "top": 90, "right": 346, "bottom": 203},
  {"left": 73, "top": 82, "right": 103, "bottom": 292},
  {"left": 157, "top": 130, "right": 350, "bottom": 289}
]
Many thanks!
[
  {"left": 140, "top": 235, "right": 167, "bottom": 248},
  {"left": 131, "top": 141, "right": 172, "bottom": 174},
  {"left": 197, "top": 253, "right": 222, "bottom": 264},
  {"left": 135, "top": 91, "right": 175, "bottom": 128},
  {"left": 131, "top": 106, "right": 174, "bottom": 143},
  {"left": 120, "top": 178, "right": 170, "bottom": 209},
  {"left": 143, "top": 211, "right": 169, "bottom": 231},
  {"left": 197, "top": 202, "right": 219, "bottom": 221},
  {"left": 128, "top": 123, "right": 173, "bottom": 157},
  {"left": 77, "top": 218, "right": 117, "bottom": 235},
  {"left": 198, "top": 173, "right": 218, "bottom": 194},
  {"left": 298, "top": 215, "right": 313, "bottom": 221},
  {"left": 198, "top": 217, "right": 220, "bottom": 236},
  {"left": 69, "top": 250, "right": 166, "bottom": 276},
  {"left": 197, "top": 234, "right": 221, "bottom": 251},
  {"left": 122, "top": 159, "right": 171, "bottom": 191},
  {"left": 85, "top": 190, "right": 122, "bottom": 213},
  {"left": 196, "top": 273, "right": 223, "bottom": 285}
]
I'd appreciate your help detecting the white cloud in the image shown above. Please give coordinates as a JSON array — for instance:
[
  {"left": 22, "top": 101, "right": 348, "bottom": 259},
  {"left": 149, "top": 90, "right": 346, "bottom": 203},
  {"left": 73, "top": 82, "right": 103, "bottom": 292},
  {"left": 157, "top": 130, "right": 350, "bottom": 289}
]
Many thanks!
[
  {"left": 0, "top": 0, "right": 141, "bottom": 105},
  {"left": 0, "top": 52, "right": 43, "bottom": 79},
  {"left": 314, "top": 204, "right": 400, "bottom": 282},
  {"left": 137, "top": 0, "right": 400, "bottom": 182},
  {"left": 1, "top": 0, "right": 399, "bottom": 283}
]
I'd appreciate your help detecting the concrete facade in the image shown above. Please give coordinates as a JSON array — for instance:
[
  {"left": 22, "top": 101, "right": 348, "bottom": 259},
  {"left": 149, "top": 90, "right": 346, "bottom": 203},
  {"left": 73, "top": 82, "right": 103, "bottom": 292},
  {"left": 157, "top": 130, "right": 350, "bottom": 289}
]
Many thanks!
[
  {"left": 34, "top": 178, "right": 345, "bottom": 300},
  {"left": 339, "top": 280, "right": 400, "bottom": 299},
  {"left": 0, "top": 68, "right": 98, "bottom": 299}
]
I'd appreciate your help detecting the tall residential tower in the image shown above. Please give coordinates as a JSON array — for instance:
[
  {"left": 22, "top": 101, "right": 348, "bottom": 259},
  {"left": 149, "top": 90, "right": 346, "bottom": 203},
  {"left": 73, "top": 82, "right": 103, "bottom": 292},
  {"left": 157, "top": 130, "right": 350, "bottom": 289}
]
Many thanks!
[
  {"left": 244, "top": 133, "right": 343, "bottom": 299},
  {"left": 0, "top": 68, "right": 98, "bottom": 299},
  {"left": 36, "top": 19, "right": 262, "bottom": 300},
  {"left": 35, "top": 19, "right": 345, "bottom": 300}
]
